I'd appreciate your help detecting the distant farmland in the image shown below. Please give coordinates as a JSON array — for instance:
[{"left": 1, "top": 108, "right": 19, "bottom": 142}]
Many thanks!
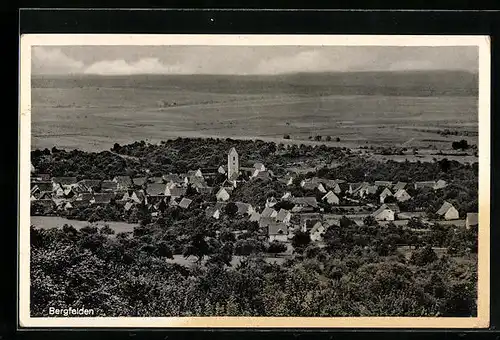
[{"left": 31, "top": 71, "right": 479, "bottom": 152}]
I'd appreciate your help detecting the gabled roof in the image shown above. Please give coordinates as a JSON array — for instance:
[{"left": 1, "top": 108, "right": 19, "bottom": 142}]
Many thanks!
[
  {"left": 76, "top": 192, "right": 93, "bottom": 201},
  {"left": 249, "top": 211, "right": 261, "bottom": 222},
  {"left": 205, "top": 206, "right": 220, "bottom": 218},
  {"left": 113, "top": 176, "right": 132, "bottom": 187},
  {"left": 322, "top": 191, "right": 339, "bottom": 201},
  {"left": 148, "top": 176, "right": 164, "bottom": 184},
  {"left": 380, "top": 187, "right": 392, "bottom": 196},
  {"left": 394, "top": 188, "right": 410, "bottom": 197},
  {"left": 414, "top": 181, "right": 436, "bottom": 189},
  {"left": 190, "top": 176, "right": 208, "bottom": 188},
  {"left": 235, "top": 202, "right": 253, "bottom": 215},
  {"left": 162, "top": 174, "right": 185, "bottom": 183},
  {"left": 133, "top": 177, "right": 147, "bottom": 186},
  {"left": 52, "top": 177, "right": 77, "bottom": 185},
  {"left": 276, "top": 208, "right": 290, "bottom": 221},
  {"left": 372, "top": 204, "right": 397, "bottom": 217},
  {"left": 169, "top": 186, "right": 187, "bottom": 197},
  {"left": 228, "top": 147, "right": 238, "bottom": 155},
  {"left": 310, "top": 221, "right": 324, "bottom": 234},
  {"left": 254, "top": 171, "right": 272, "bottom": 181},
  {"left": 34, "top": 181, "right": 53, "bottom": 192},
  {"left": 374, "top": 181, "right": 393, "bottom": 187},
  {"left": 393, "top": 181, "right": 407, "bottom": 191},
  {"left": 92, "top": 193, "right": 115, "bottom": 204},
  {"left": 146, "top": 183, "right": 166, "bottom": 196},
  {"left": 466, "top": 212, "right": 479, "bottom": 226},
  {"left": 291, "top": 197, "right": 318, "bottom": 208},
  {"left": 268, "top": 222, "right": 288, "bottom": 236},
  {"left": 216, "top": 187, "right": 230, "bottom": 196},
  {"left": 101, "top": 180, "right": 118, "bottom": 191},
  {"left": 385, "top": 203, "right": 400, "bottom": 213},
  {"left": 261, "top": 207, "right": 277, "bottom": 218},
  {"left": 178, "top": 198, "right": 193, "bottom": 209},
  {"left": 436, "top": 201, "right": 456, "bottom": 216},
  {"left": 132, "top": 190, "right": 146, "bottom": 202}
]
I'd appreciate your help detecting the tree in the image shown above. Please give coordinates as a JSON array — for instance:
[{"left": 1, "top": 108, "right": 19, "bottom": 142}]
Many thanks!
[
  {"left": 183, "top": 233, "right": 212, "bottom": 263},
  {"left": 314, "top": 136, "right": 322, "bottom": 141},
  {"left": 336, "top": 137, "right": 340, "bottom": 142},
  {"left": 452, "top": 140, "right": 469, "bottom": 151},
  {"left": 267, "top": 241, "right": 287, "bottom": 255},
  {"left": 383, "top": 195, "right": 397, "bottom": 203},
  {"left": 410, "top": 244, "right": 438, "bottom": 266},
  {"left": 291, "top": 230, "right": 311, "bottom": 252},
  {"left": 326, "top": 136, "right": 332, "bottom": 142},
  {"left": 363, "top": 215, "right": 378, "bottom": 226},
  {"left": 225, "top": 202, "right": 238, "bottom": 217},
  {"left": 283, "top": 134, "right": 290, "bottom": 140}
]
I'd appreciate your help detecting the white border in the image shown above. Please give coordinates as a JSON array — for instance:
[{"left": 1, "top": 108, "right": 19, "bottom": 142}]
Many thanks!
[{"left": 19, "top": 34, "right": 491, "bottom": 329}]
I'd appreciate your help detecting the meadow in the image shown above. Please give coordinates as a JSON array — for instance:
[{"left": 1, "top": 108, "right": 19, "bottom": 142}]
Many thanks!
[{"left": 31, "top": 72, "right": 479, "bottom": 152}]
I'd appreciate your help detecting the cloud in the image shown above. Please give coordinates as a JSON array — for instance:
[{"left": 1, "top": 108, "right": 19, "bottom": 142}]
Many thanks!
[
  {"left": 32, "top": 47, "right": 84, "bottom": 74},
  {"left": 255, "top": 50, "right": 336, "bottom": 74},
  {"left": 83, "top": 58, "right": 185, "bottom": 75}
]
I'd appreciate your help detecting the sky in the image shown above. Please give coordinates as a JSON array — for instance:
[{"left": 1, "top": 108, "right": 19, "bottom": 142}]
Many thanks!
[{"left": 31, "top": 45, "right": 479, "bottom": 75}]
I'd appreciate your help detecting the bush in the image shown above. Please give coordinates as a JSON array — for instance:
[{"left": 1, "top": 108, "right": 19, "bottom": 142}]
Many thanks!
[{"left": 410, "top": 245, "right": 438, "bottom": 266}]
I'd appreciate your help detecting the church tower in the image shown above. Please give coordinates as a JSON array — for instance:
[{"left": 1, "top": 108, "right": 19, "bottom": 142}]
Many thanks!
[{"left": 227, "top": 147, "right": 239, "bottom": 180}]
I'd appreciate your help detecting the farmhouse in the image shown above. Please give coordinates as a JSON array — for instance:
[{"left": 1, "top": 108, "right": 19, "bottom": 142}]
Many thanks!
[
  {"left": 52, "top": 177, "right": 78, "bottom": 187},
  {"left": 235, "top": 202, "right": 254, "bottom": 216},
  {"left": 375, "top": 181, "right": 393, "bottom": 188},
  {"left": 148, "top": 176, "right": 164, "bottom": 184},
  {"left": 101, "top": 180, "right": 119, "bottom": 192},
  {"left": 466, "top": 212, "right": 479, "bottom": 229},
  {"left": 205, "top": 206, "right": 221, "bottom": 220},
  {"left": 372, "top": 204, "right": 397, "bottom": 221},
  {"left": 394, "top": 188, "right": 411, "bottom": 202},
  {"left": 91, "top": 193, "right": 115, "bottom": 205},
  {"left": 113, "top": 176, "right": 132, "bottom": 190},
  {"left": 79, "top": 179, "right": 102, "bottom": 192},
  {"left": 379, "top": 187, "right": 393, "bottom": 203},
  {"left": 359, "top": 185, "right": 378, "bottom": 197},
  {"left": 291, "top": 197, "right": 318, "bottom": 209},
  {"left": 162, "top": 174, "right": 186, "bottom": 186},
  {"left": 253, "top": 170, "right": 273, "bottom": 182},
  {"left": 434, "top": 179, "right": 448, "bottom": 190},
  {"left": 268, "top": 222, "right": 288, "bottom": 242},
  {"left": 133, "top": 177, "right": 147, "bottom": 187},
  {"left": 146, "top": 183, "right": 167, "bottom": 197},
  {"left": 393, "top": 181, "right": 407, "bottom": 191},
  {"left": 436, "top": 201, "right": 459, "bottom": 220},
  {"left": 276, "top": 209, "right": 292, "bottom": 224},
  {"left": 178, "top": 198, "right": 193, "bottom": 209},
  {"left": 414, "top": 181, "right": 436, "bottom": 190},
  {"left": 265, "top": 197, "right": 278, "bottom": 208},
  {"left": 322, "top": 191, "right": 339, "bottom": 205},
  {"left": 310, "top": 222, "right": 326, "bottom": 242},
  {"left": 216, "top": 187, "right": 231, "bottom": 202}
]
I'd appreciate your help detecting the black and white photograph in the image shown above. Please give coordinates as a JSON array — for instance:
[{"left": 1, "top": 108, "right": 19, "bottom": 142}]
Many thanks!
[{"left": 19, "top": 35, "right": 490, "bottom": 328}]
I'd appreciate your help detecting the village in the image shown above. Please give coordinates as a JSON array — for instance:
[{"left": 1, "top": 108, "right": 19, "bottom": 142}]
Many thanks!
[{"left": 30, "top": 146, "right": 479, "bottom": 250}]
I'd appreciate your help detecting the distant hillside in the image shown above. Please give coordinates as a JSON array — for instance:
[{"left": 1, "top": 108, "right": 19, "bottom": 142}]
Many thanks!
[{"left": 32, "top": 70, "right": 478, "bottom": 97}]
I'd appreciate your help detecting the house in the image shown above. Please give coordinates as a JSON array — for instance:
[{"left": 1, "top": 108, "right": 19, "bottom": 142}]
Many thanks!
[
  {"left": 249, "top": 211, "right": 261, "bottom": 222},
  {"left": 235, "top": 202, "right": 254, "bottom": 216},
  {"left": 348, "top": 182, "right": 364, "bottom": 195},
  {"left": 38, "top": 191, "right": 53, "bottom": 200},
  {"left": 393, "top": 181, "right": 407, "bottom": 191},
  {"left": 268, "top": 222, "right": 288, "bottom": 242},
  {"left": 216, "top": 187, "right": 231, "bottom": 202},
  {"left": 385, "top": 203, "right": 400, "bottom": 214},
  {"left": 218, "top": 166, "right": 226, "bottom": 174},
  {"left": 130, "top": 190, "right": 146, "bottom": 204},
  {"left": 276, "top": 209, "right": 291, "bottom": 224},
  {"left": 35, "top": 198, "right": 55, "bottom": 209},
  {"left": 374, "top": 181, "right": 393, "bottom": 188},
  {"left": 281, "top": 192, "right": 292, "bottom": 200},
  {"left": 371, "top": 204, "right": 397, "bottom": 221},
  {"left": 113, "top": 176, "right": 133, "bottom": 190},
  {"left": 101, "top": 180, "right": 118, "bottom": 192},
  {"left": 124, "top": 201, "right": 134, "bottom": 212},
  {"left": 359, "top": 185, "right": 378, "bottom": 197},
  {"left": 197, "top": 186, "right": 214, "bottom": 195},
  {"left": 148, "top": 176, "right": 164, "bottom": 184},
  {"left": 322, "top": 191, "right": 339, "bottom": 205},
  {"left": 265, "top": 197, "right": 278, "bottom": 208},
  {"left": 187, "top": 169, "right": 203, "bottom": 178},
  {"left": 254, "top": 162, "right": 266, "bottom": 172},
  {"left": 178, "top": 198, "right": 193, "bottom": 209},
  {"left": 162, "top": 174, "right": 186, "bottom": 186},
  {"left": 91, "top": 193, "right": 115, "bottom": 205},
  {"left": 261, "top": 207, "right": 278, "bottom": 218},
  {"left": 414, "top": 181, "right": 436, "bottom": 190},
  {"left": 133, "top": 177, "right": 147, "bottom": 187},
  {"left": 52, "top": 177, "right": 78, "bottom": 187},
  {"left": 394, "top": 188, "right": 411, "bottom": 202},
  {"left": 72, "top": 199, "right": 91, "bottom": 209},
  {"left": 166, "top": 186, "right": 187, "bottom": 199},
  {"left": 436, "top": 201, "right": 459, "bottom": 220},
  {"left": 205, "top": 206, "right": 221, "bottom": 220},
  {"left": 310, "top": 222, "right": 326, "bottom": 242},
  {"left": 466, "top": 213, "right": 479, "bottom": 229},
  {"left": 379, "top": 187, "right": 393, "bottom": 203},
  {"left": 146, "top": 183, "right": 167, "bottom": 197},
  {"left": 434, "top": 179, "right": 448, "bottom": 190},
  {"left": 291, "top": 197, "right": 318, "bottom": 210}
]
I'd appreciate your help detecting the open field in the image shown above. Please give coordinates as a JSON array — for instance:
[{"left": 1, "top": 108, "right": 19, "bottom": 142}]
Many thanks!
[{"left": 31, "top": 72, "right": 478, "bottom": 153}]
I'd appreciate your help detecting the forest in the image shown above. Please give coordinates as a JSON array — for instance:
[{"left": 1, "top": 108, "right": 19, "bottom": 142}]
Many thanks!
[{"left": 31, "top": 211, "right": 478, "bottom": 317}]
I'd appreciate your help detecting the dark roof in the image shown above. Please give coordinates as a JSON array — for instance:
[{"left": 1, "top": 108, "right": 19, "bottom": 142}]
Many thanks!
[
  {"left": 148, "top": 177, "right": 164, "bottom": 184},
  {"left": 268, "top": 222, "right": 288, "bottom": 236},
  {"left": 146, "top": 183, "right": 166, "bottom": 196},
  {"left": 466, "top": 213, "right": 479, "bottom": 226},
  {"left": 372, "top": 204, "right": 399, "bottom": 217},
  {"left": 52, "top": 177, "right": 77, "bottom": 185},
  {"left": 261, "top": 207, "right": 277, "bottom": 218},
  {"left": 169, "top": 187, "right": 187, "bottom": 197},
  {"left": 133, "top": 177, "right": 147, "bottom": 186},
  {"left": 163, "top": 174, "right": 185, "bottom": 183},
  {"left": 291, "top": 197, "right": 318, "bottom": 208},
  {"left": 101, "top": 180, "right": 118, "bottom": 191},
  {"left": 393, "top": 181, "right": 407, "bottom": 191},
  {"left": 92, "top": 193, "right": 115, "bottom": 204},
  {"left": 33, "top": 181, "right": 53, "bottom": 192},
  {"left": 113, "top": 176, "right": 132, "bottom": 187},
  {"left": 374, "top": 181, "right": 393, "bottom": 187}
]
